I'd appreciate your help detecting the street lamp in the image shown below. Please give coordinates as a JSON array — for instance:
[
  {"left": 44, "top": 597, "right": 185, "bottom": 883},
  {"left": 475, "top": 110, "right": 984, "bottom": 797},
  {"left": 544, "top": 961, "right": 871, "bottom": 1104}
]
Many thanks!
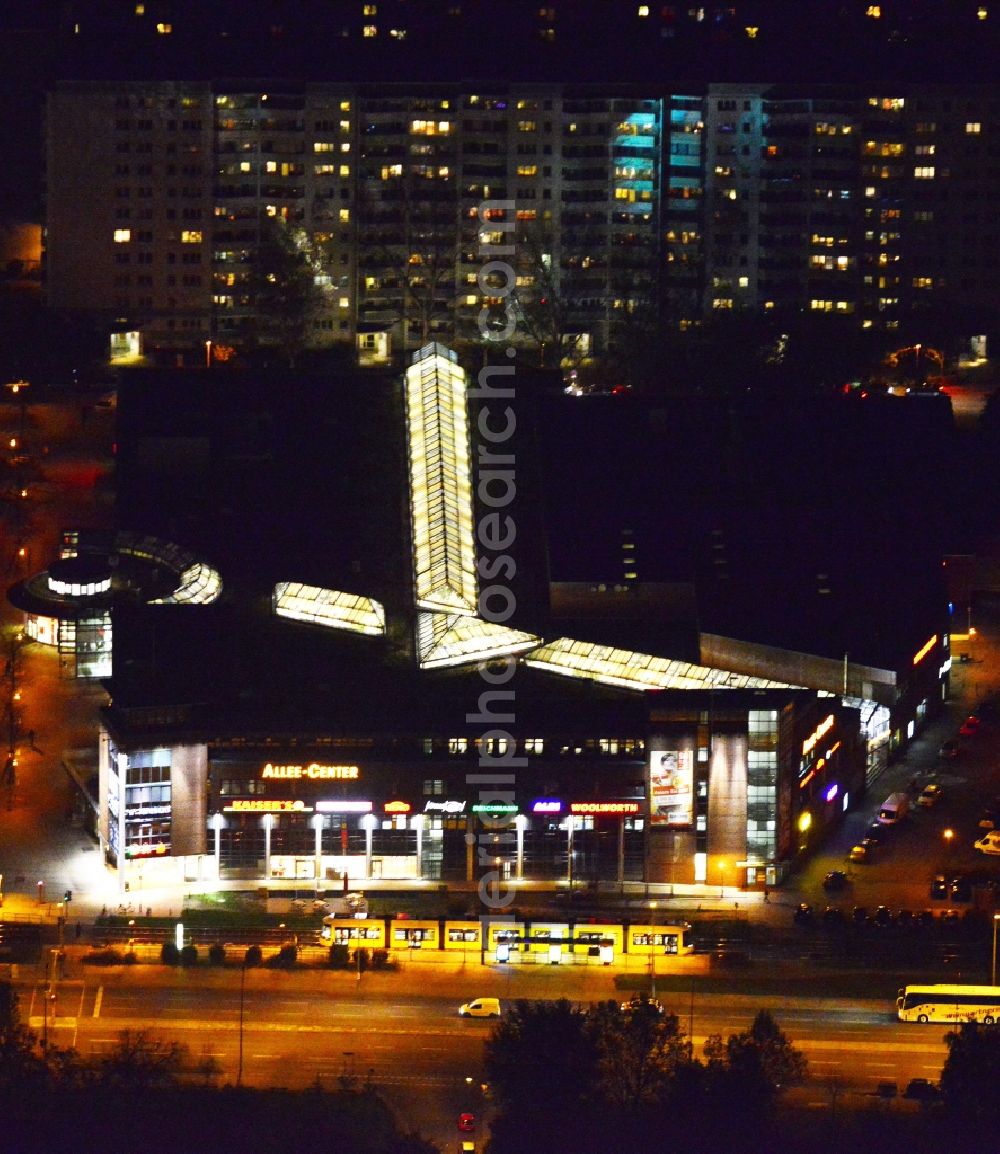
[
  {"left": 237, "top": 953, "right": 247, "bottom": 1086},
  {"left": 992, "top": 915, "right": 1000, "bottom": 986}
]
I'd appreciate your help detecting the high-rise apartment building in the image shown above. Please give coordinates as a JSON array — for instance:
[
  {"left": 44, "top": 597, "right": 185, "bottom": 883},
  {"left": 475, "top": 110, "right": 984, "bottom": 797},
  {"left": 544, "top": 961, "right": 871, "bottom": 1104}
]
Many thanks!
[
  {"left": 45, "top": 80, "right": 999, "bottom": 368},
  {"left": 46, "top": 80, "right": 663, "bottom": 366}
]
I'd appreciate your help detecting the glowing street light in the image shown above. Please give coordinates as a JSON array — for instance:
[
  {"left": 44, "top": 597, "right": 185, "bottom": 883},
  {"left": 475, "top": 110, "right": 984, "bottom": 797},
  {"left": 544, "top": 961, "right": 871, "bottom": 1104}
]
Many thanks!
[{"left": 992, "top": 914, "right": 1000, "bottom": 986}]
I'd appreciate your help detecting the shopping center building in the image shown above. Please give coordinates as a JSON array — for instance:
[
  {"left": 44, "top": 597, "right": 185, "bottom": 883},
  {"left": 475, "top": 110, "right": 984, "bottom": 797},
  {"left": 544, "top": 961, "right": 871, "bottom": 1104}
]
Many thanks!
[{"left": 71, "top": 346, "right": 946, "bottom": 895}]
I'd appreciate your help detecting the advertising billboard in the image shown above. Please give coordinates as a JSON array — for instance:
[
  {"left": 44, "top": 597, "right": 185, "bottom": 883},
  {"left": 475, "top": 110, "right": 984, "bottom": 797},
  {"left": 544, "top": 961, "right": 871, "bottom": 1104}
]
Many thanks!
[{"left": 649, "top": 749, "right": 694, "bottom": 827}]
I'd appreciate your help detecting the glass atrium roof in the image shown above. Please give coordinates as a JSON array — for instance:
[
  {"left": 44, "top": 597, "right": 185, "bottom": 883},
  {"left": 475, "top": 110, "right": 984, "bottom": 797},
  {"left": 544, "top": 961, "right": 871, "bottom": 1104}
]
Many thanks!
[
  {"left": 524, "top": 637, "right": 801, "bottom": 693},
  {"left": 405, "top": 343, "right": 478, "bottom": 615},
  {"left": 273, "top": 582, "right": 386, "bottom": 636},
  {"left": 416, "top": 611, "right": 539, "bottom": 670}
]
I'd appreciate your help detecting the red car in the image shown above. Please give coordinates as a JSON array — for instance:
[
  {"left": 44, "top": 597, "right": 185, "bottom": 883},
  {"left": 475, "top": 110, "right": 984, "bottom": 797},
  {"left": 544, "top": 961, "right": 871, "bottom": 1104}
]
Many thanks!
[{"left": 458, "top": 1114, "right": 476, "bottom": 1133}]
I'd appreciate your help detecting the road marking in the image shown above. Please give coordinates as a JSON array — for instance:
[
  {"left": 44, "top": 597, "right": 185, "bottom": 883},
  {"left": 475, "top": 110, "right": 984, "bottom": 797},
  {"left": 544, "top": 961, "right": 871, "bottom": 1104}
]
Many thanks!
[{"left": 93, "top": 986, "right": 103, "bottom": 1018}]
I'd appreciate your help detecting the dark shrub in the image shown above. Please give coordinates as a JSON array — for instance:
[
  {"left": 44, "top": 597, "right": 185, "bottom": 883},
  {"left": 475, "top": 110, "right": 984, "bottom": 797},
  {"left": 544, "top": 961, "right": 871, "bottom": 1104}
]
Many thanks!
[
  {"left": 208, "top": 942, "right": 226, "bottom": 966},
  {"left": 353, "top": 948, "right": 370, "bottom": 973},
  {"left": 267, "top": 943, "right": 297, "bottom": 968},
  {"left": 180, "top": 944, "right": 199, "bottom": 966},
  {"left": 244, "top": 944, "right": 263, "bottom": 968},
  {"left": 82, "top": 947, "right": 128, "bottom": 966},
  {"left": 370, "top": 949, "right": 396, "bottom": 971},
  {"left": 329, "top": 943, "right": 350, "bottom": 969},
  {"left": 161, "top": 941, "right": 180, "bottom": 966}
]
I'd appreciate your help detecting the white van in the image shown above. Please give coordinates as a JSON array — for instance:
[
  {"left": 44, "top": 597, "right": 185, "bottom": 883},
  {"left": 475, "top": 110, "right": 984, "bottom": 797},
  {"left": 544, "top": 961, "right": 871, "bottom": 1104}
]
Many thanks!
[
  {"left": 878, "top": 792, "right": 909, "bottom": 825},
  {"left": 458, "top": 997, "right": 501, "bottom": 1018}
]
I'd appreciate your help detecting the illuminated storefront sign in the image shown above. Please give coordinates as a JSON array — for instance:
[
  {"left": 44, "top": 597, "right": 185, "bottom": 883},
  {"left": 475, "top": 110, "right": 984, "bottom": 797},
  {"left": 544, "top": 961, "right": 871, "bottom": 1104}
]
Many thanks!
[
  {"left": 824, "top": 783, "right": 839, "bottom": 802},
  {"left": 912, "top": 634, "right": 937, "bottom": 665},
  {"left": 125, "top": 842, "right": 168, "bottom": 857},
  {"left": 315, "top": 800, "right": 373, "bottom": 813},
  {"left": 261, "top": 763, "right": 359, "bottom": 780},
  {"left": 472, "top": 803, "right": 518, "bottom": 815},
  {"left": 532, "top": 799, "right": 562, "bottom": 814},
  {"left": 425, "top": 799, "right": 466, "bottom": 814},
  {"left": 224, "top": 799, "right": 310, "bottom": 812},
  {"left": 384, "top": 800, "right": 411, "bottom": 814},
  {"left": 569, "top": 801, "right": 640, "bottom": 816},
  {"left": 649, "top": 750, "right": 693, "bottom": 827},
  {"left": 802, "top": 714, "right": 835, "bottom": 757}
]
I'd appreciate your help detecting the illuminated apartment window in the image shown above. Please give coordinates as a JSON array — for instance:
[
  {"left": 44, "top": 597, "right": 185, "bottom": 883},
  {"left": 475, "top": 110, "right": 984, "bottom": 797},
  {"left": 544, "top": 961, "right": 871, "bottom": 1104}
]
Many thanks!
[
  {"left": 340, "top": 101, "right": 351, "bottom": 112},
  {"left": 914, "top": 144, "right": 935, "bottom": 156},
  {"left": 363, "top": 25, "right": 377, "bottom": 37},
  {"left": 464, "top": 294, "right": 477, "bottom": 305},
  {"left": 314, "top": 142, "right": 335, "bottom": 152},
  {"left": 914, "top": 166, "right": 935, "bottom": 179},
  {"left": 638, "top": 4, "right": 650, "bottom": 13},
  {"left": 339, "top": 296, "right": 349, "bottom": 308},
  {"left": 340, "top": 142, "right": 351, "bottom": 154},
  {"left": 712, "top": 298, "right": 733, "bottom": 309},
  {"left": 155, "top": 22, "right": 172, "bottom": 33},
  {"left": 518, "top": 120, "right": 537, "bottom": 132},
  {"left": 913, "top": 276, "right": 934, "bottom": 289},
  {"left": 315, "top": 164, "right": 335, "bottom": 175},
  {"left": 411, "top": 120, "right": 451, "bottom": 135},
  {"left": 265, "top": 161, "right": 277, "bottom": 173},
  {"left": 966, "top": 122, "right": 982, "bottom": 134},
  {"left": 516, "top": 165, "right": 538, "bottom": 176},
  {"left": 363, "top": 3, "right": 377, "bottom": 13},
  {"left": 181, "top": 230, "right": 203, "bottom": 243},
  {"left": 113, "top": 229, "right": 131, "bottom": 243},
  {"left": 448, "top": 738, "right": 468, "bottom": 754},
  {"left": 339, "top": 165, "right": 350, "bottom": 177},
  {"left": 525, "top": 738, "right": 544, "bottom": 754},
  {"left": 738, "top": 275, "right": 749, "bottom": 288}
]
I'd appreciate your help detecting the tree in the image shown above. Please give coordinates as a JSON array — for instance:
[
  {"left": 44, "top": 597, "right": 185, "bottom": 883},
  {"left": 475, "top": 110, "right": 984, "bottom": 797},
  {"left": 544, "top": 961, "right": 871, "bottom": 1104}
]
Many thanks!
[
  {"left": 355, "top": 170, "right": 458, "bottom": 361},
  {"left": 940, "top": 1021, "right": 1000, "bottom": 1121},
  {"left": 590, "top": 1001, "right": 693, "bottom": 1108},
  {"left": 249, "top": 214, "right": 326, "bottom": 368},
  {"left": 484, "top": 998, "right": 596, "bottom": 1114},
  {"left": 96, "top": 1029, "right": 187, "bottom": 1091},
  {"left": 723, "top": 1009, "right": 808, "bottom": 1091},
  {"left": 507, "top": 221, "right": 588, "bottom": 370}
]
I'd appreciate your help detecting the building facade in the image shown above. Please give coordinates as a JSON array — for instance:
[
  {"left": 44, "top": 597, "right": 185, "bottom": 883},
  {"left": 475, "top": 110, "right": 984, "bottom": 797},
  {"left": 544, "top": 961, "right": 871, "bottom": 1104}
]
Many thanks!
[{"left": 46, "top": 79, "right": 1000, "bottom": 369}]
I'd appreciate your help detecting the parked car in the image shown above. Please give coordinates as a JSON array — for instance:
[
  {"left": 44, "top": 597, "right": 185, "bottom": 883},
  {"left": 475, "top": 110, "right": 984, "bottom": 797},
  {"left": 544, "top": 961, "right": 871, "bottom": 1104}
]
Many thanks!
[
  {"left": 975, "top": 832, "right": 1000, "bottom": 856},
  {"left": 959, "top": 716, "right": 980, "bottom": 737},
  {"left": 896, "top": 909, "right": 915, "bottom": 930},
  {"left": 458, "top": 1114, "right": 476, "bottom": 1133},
  {"left": 793, "top": 902, "right": 815, "bottom": 926},
  {"left": 950, "top": 876, "right": 972, "bottom": 903},
  {"left": 822, "top": 906, "right": 846, "bottom": 927},
  {"left": 823, "top": 870, "right": 848, "bottom": 891},
  {"left": 978, "top": 809, "right": 999, "bottom": 830},
  {"left": 918, "top": 783, "right": 943, "bottom": 807},
  {"left": 852, "top": 906, "right": 869, "bottom": 925},
  {"left": 849, "top": 844, "right": 871, "bottom": 864},
  {"left": 939, "top": 739, "right": 961, "bottom": 759},
  {"left": 620, "top": 995, "right": 664, "bottom": 1014},
  {"left": 873, "top": 905, "right": 893, "bottom": 927},
  {"left": 904, "top": 1078, "right": 940, "bottom": 1102}
]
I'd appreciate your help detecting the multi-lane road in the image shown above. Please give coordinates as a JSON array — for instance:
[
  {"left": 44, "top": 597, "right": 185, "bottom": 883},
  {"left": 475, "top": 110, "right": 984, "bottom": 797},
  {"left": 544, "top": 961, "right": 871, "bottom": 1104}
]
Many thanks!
[{"left": 16, "top": 961, "right": 953, "bottom": 1133}]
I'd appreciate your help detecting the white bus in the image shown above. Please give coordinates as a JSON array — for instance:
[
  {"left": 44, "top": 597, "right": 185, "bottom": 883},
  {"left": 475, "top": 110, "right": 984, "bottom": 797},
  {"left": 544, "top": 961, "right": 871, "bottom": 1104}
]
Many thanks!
[{"left": 897, "top": 983, "right": 1000, "bottom": 1024}]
